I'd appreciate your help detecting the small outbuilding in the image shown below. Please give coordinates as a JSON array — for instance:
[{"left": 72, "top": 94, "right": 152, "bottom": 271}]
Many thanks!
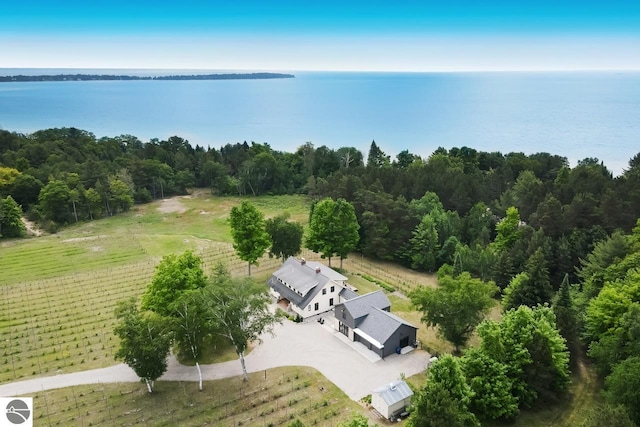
[{"left": 371, "top": 380, "right": 414, "bottom": 421}]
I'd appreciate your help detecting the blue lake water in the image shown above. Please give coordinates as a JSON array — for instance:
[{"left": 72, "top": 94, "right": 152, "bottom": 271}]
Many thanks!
[{"left": 0, "top": 69, "right": 639, "bottom": 175}]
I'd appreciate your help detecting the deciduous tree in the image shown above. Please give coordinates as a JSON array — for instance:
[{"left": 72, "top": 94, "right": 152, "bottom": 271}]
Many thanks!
[
  {"left": 462, "top": 348, "right": 519, "bottom": 421},
  {"left": 173, "top": 290, "right": 211, "bottom": 390},
  {"left": 410, "top": 271, "right": 497, "bottom": 353},
  {"left": 409, "top": 355, "right": 479, "bottom": 427},
  {"left": 266, "top": 213, "right": 304, "bottom": 262},
  {"left": 306, "top": 198, "right": 359, "bottom": 268},
  {"left": 0, "top": 195, "right": 25, "bottom": 238},
  {"left": 229, "top": 200, "right": 271, "bottom": 275},
  {"left": 604, "top": 356, "right": 640, "bottom": 425},
  {"left": 477, "top": 305, "right": 570, "bottom": 407},
  {"left": 113, "top": 298, "right": 173, "bottom": 393},
  {"left": 38, "top": 179, "right": 71, "bottom": 223},
  {"left": 141, "top": 251, "right": 206, "bottom": 316},
  {"left": 204, "top": 274, "right": 283, "bottom": 381}
]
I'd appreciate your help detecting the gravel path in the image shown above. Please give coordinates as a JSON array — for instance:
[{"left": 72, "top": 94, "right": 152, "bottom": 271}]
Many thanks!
[{"left": 0, "top": 317, "right": 430, "bottom": 400}]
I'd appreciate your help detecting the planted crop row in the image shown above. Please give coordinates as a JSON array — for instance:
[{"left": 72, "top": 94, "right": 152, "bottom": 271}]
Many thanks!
[
  {"left": 0, "top": 235, "right": 149, "bottom": 285},
  {"left": 0, "top": 259, "right": 157, "bottom": 383},
  {"left": 29, "top": 367, "right": 361, "bottom": 427}
]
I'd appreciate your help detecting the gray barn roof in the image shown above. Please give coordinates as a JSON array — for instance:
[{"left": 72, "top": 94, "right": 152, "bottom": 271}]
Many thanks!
[
  {"left": 267, "top": 257, "right": 344, "bottom": 309},
  {"left": 357, "top": 307, "right": 417, "bottom": 345},
  {"left": 341, "top": 290, "right": 391, "bottom": 322},
  {"left": 373, "top": 380, "right": 414, "bottom": 406}
]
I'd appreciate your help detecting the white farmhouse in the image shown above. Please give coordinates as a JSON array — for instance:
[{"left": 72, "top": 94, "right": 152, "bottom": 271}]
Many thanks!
[{"left": 267, "top": 257, "right": 351, "bottom": 319}]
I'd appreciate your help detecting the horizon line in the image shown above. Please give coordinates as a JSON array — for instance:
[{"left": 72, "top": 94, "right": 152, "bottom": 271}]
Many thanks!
[{"left": 1, "top": 67, "right": 640, "bottom": 74}]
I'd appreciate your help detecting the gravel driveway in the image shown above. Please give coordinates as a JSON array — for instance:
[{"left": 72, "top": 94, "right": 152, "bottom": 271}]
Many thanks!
[{"left": 0, "top": 316, "right": 430, "bottom": 400}]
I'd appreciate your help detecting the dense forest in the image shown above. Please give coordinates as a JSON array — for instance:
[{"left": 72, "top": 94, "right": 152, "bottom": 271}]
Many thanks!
[{"left": 1, "top": 127, "right": 640, "bottom": 422}]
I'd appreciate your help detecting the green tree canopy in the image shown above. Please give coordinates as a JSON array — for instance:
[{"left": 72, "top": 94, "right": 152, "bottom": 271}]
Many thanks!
[
  {"left": 38, "top": 179, "right": 71, "bottom": 223},
  {"left": 462, "top": 348, "right": 519, "bottom": 421},
  {"left": 494, "top": 206, "right": 522, "bottom": 251},
  {"left": 204, "top": 272, "right": 283, "bottom": 381},
  {"left": 265, "top": 213, "right": 304, "bottom": 262},
  {"left": 113, "top": 298, "right": 173, "bottom": 393},
  {"left": 0, "top": 195, "right": 25, "bottom": 238},
  {"left": 306, "top": 198, "right": 359, "bottom": 268},
  {"left": 410, "top": 271, "right": 497, "bottom": 353},
  {"left": 141, "top": 251, "right": 206, "bottom": 316},
  {"left": 477, "top": 305, "right": 570, "bottom": 407},
  {"left": 229, "top": 200, "right": 271, "bottom": 275},
  {"left": 580, "top": 404, "right": 635, "bottom": 427},
  {"left": 409, "top": 355, "right": 479, "bottom": 427},
  {"left": 173, "top": 289, "right": 212, "bottom": 390},
  {"left": 604, "top": 356, "right": 640, "bottom": 425},
  {"left": 502, "top": 247, "right": 553, "bottom": 310}
]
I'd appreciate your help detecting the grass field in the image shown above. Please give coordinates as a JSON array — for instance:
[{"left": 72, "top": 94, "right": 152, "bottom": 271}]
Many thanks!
[
  {"left": 26, "top": 367, "right": 366, "bottom": 427},
  {"left": 1, "top": 191, "right": 600, "bottom": 426},
  {"left": 0, "top": 192, "right": 437, "bottom": 384}
]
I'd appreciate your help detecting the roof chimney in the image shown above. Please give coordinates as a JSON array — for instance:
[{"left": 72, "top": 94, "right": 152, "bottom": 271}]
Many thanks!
[
  {"left": 315, "top": 267, "right": 321, "bottom": 274},
  {"left": 300, "top": 258, "right": 306, "bottom": 265}
]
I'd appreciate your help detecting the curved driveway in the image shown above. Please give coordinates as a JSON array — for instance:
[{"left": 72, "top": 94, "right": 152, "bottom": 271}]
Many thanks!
[{"left": 0, "top": 318, "right": 430, "bottom": 400}]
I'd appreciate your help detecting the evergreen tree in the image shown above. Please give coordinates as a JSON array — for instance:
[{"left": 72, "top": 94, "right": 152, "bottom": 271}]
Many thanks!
[
  {"left": 553, "top": 274, "right": 579, "bottom": 366},
  {"left": 503, "top": 248, "right": 553, "bottom": 310}
]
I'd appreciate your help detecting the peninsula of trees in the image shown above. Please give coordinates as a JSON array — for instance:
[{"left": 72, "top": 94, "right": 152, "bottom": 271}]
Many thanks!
[{"left": 0, "top": 72, "right": 295, "bottom": 82}]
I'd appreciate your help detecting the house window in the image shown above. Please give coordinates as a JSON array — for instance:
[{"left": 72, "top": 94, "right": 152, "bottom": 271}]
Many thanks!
[
  {"left": 308, "top": 306, "right": 311, "bottom": 311},
  {"left": 342, "top": 309, "right": 346, "bottom": 319},
  {"left": 314, "top": 302, "right": 319, "bottom": 311},
  {"left": 322, "top": 289, "right": 327, "bottom": 295},
  {"left": 329, "top": 298, "right": 334, "bottom": 306},
  {"left": 330, "top": 286, "right": 335, "bottom": 293}
]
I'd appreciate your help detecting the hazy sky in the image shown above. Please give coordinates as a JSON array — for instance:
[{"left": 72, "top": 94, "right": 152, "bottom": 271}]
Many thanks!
[{"left": 2, "top": 1, "right": 639, "bottom": 71}]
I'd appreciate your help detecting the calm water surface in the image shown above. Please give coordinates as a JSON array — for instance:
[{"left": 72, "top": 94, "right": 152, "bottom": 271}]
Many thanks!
[{"left": 0, "top": 70, "right": 638, "bottom": 175}]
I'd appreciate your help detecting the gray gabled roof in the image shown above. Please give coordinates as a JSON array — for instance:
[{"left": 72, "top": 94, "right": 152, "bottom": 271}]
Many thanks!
[
  {"left": 304, "top": 261, "right": 347, "bottom": 282},
  {"left": 373, "top": 380, "right": 414, "bottom": 406},
  {"left": 357, "top": 306, "right": 417, "bottom": 345},
  {"left": 339, "top": 287, "right": 359, "bottom": 300},
  {"left": 341, "top": 290, "right": 390, "bottom": 321},
  {"left": 267, "top": 257, "right": 343, "bottom": 309}
]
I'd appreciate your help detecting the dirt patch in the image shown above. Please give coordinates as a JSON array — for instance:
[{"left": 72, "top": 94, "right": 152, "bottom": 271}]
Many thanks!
[
  {"left": 157, "top": 197, "right": 188, "bottom": 214},
  {"left": 62, "top": 235, "right": 106, "bottom": 243},
  {"left": 21, "top": 217, "right": 43, "bottom": 237}
]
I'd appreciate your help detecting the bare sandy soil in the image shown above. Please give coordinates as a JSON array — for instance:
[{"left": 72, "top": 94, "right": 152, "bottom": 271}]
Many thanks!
[
  {"left": 21, "top": 217, "right": 43, "bottom": 236},
  {"left": 156, "top": 196, "right": 189, "bottom": 214}
]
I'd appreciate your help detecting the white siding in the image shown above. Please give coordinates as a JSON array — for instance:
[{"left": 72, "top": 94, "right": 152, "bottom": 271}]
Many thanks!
[{"left": 371, "top": 392, "right": 390, "bottom": 418}]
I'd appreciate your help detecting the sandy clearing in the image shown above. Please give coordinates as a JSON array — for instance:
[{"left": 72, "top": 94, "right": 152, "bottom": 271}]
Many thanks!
[{"left": 157, "top": 197, "right": 188, "bottom": 214}]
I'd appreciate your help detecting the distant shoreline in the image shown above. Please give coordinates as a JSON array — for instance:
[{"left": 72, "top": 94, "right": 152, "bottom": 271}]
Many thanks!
[{"left": 0, "top": 72, "right": 295, "bottom": 82}]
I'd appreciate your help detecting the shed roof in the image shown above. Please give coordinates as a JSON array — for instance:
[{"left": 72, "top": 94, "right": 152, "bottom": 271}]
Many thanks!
[{"left": 373, "top": 380, "right": 414, "bottom": 406}]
